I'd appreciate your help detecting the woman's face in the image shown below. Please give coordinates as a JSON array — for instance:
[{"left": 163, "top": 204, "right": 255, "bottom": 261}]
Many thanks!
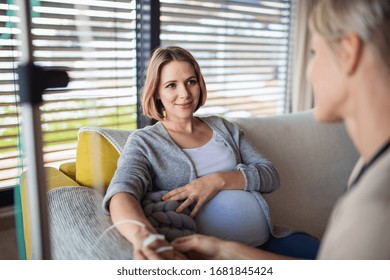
[
  {"left": 158, "top": 60, "right": 200, "bottom": 121},
  {"left": 307, "top": 33, "right": 348, "bottom": 122}
]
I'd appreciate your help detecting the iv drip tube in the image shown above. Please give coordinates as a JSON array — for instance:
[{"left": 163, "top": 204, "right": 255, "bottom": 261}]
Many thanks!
[
  {"left": 15, "top": 0, "right": 68, "bottom": 259},
  {"left": 16, "top": 0, "right": 51, "bottom": 260}
]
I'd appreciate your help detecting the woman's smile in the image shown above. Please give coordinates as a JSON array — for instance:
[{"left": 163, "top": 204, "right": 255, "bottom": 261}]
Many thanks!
[{"left": 174, "top": 101, "right": 193, "bottom": 108}]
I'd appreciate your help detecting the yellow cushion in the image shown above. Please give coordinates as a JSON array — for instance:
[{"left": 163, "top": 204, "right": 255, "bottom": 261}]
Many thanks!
[
  {"left": 46, "top": 166, "right": 80, "bottom": 190},
  {"left": 59, "top": 162, "right": 76, "bottom": 181},
  {"left": 75, "top": 130, "right": 120, "bottom": 191}
]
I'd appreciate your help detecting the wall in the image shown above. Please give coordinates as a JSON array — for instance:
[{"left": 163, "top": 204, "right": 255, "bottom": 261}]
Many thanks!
[{"left": 0, "top": 207, "right": 18, "bottom": 259}]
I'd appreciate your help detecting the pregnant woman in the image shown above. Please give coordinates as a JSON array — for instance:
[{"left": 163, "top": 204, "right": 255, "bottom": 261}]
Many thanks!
[{"left": 103, "top": 46, "right": 280, "bottom": 259}]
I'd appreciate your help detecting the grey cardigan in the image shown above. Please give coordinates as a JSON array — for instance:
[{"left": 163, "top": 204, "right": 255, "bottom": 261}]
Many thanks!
[{"left": 103, "top": 116, "right": 280, "bottom": 231}]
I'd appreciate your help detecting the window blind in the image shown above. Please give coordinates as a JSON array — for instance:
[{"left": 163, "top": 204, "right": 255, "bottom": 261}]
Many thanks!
[
  {"left": 160, "top": 0, "right": 292, "bottom": 117},
  {"left": 0, "top": 0, "right": 137, "bottom": 189},
  {"left": 0, "top": 0, "right": 293, "bottom": 191},
  {"left": 1, "top": 0, "right": 21, "bottom": 189}
]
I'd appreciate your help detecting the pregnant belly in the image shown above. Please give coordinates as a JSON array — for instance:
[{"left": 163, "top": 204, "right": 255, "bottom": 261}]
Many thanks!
[{"left": 195, "top": 190, "right": 270, "bottom": 247}]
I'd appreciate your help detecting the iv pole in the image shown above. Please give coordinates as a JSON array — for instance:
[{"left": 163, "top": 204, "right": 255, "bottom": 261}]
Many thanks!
[{"left": 16, "top": 0, "right": 69, "bottom": 259}]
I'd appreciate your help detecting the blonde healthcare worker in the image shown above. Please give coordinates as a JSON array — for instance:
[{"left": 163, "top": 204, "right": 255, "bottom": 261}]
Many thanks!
[{"left": 143, "top": 0, "right": 390, "bottom": 260}]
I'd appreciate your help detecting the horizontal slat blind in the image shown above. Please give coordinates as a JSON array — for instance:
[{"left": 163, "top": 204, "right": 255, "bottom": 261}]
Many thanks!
[
  {"left": 0, "top": 0, "right": 137, "bottom": 189},
  {"left": 160, "top": 0, "right": 291, "bottom": 117},
  {"left": 0, "top": 0, "right": 22, "bottom": 189}
]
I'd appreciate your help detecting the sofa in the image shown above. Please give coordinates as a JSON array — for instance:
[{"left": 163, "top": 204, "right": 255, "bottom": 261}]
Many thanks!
[{"left": 21, "top": 110, "right": 359, "bottom": 259}]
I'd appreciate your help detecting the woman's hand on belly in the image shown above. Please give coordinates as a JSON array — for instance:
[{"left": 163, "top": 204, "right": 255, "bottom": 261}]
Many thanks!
[
  {"left": 162, "top": 170, "right": 246, "bottom": 217},
  {"left": 162, "top": 174, "right": 220, "bottom": 217}
]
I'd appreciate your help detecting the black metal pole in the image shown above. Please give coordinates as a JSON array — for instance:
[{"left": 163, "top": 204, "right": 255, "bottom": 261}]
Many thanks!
[{"left": 16, "top": 0, "right": 69, "bottom": 259}]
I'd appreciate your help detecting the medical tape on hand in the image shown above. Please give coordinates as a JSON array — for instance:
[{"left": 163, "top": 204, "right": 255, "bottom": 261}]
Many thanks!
[
  {"left": 155, "top": 246, "right": 174, "bottom": 254},
  {"left": 143, "top": 233, "right": 165, "bottom": 247}
]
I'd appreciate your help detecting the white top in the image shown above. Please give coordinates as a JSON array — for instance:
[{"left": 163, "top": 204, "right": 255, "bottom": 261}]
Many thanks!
[
  {"left": 183, "top": 130, "right": 270, "bottom": 247},
  {"left": 183, "top": 131, "right": 236, "bottom": 177}
]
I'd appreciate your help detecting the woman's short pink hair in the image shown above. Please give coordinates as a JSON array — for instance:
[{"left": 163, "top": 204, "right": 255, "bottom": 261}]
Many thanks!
[{"left": 141, "top": 46, "right": 207, "bottom": 121}]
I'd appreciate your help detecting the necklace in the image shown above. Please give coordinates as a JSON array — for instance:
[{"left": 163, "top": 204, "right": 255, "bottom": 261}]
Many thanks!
[{"left": 350, "top": 140, "right": 390, "bottom": 187}]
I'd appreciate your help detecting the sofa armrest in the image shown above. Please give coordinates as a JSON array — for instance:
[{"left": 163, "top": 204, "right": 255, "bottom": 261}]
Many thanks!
[
  {"left": 47, "top": 186, "right": 133, "bottom": 259},
  {"left": 20, "top": 167, "right": 80, "bottom": 259}
]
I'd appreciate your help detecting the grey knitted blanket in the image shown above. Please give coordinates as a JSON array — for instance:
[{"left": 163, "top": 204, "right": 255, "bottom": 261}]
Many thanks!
[{"left": 142, "top": 190, "right": 197, "bottom": 241}]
